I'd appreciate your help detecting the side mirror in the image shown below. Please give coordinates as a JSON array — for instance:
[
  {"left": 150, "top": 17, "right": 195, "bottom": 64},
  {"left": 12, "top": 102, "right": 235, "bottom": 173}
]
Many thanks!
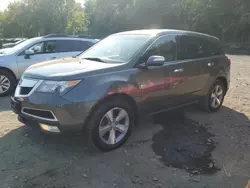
[
  {"left": 24, "top": 49, "right": 34, "bottom": 59},
  {"left": 33, "top": 46, "right": 41, "bottom": 52},
  {"left": 146, "top": 56, "right": 165, "bottom": 67},
  {"left": 25, "top": 49, "right": 34, "bottom": 55}
]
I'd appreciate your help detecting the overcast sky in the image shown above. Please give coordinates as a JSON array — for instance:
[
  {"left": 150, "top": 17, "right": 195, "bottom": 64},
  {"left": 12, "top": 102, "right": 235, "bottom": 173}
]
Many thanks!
[{"left": 0, "top": 0, "right": 84, "bottom": 11}]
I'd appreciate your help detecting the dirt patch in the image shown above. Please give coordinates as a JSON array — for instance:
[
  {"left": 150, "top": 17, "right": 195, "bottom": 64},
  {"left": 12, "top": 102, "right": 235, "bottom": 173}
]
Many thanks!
[{"left": 152, "top": 111, "right": 220, "bottom": 175}]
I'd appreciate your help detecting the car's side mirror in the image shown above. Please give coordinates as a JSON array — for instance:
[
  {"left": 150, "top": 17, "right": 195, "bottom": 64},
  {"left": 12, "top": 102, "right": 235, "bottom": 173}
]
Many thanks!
[
  {"left": 146, "top": 56, "right": 165, "bottom": 67},
  {"left": 33, "top": 46, "right": 41, "bottom": 52},
  {"left": 24, "top": 49, "right": 34, "bottom": 59}
]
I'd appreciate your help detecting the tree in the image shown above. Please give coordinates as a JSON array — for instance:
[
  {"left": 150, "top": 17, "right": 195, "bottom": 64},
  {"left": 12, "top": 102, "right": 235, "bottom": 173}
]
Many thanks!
[
  {"left": 1, "top": 0, "right": 87, "bottom": 38},
  {"left": 66, "top": 4, "right": 88, "bottom": 34}
]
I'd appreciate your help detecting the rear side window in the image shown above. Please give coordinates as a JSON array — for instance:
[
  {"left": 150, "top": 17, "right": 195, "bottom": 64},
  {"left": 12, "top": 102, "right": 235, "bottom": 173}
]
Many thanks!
[
  {"left": 179, "top": 36, "right": 222, "bottom": 60},
  {"left": 73, "top": 41, "right": 94, "bottom": 51},
  {"left": 57, "top": 40, "right": 94, "bottom": 53},
  {"left": 202, "top": 40, "right": 223, "bottom": 56}
]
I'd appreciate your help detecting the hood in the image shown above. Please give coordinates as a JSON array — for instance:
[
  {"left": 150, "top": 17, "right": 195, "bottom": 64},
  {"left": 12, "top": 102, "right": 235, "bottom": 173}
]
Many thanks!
[
  {"left": 23, "top": 57, "right": 123, "bottom": 80},
  {"left": 0, "top": 48, "right": 10, "bottom": 55}
]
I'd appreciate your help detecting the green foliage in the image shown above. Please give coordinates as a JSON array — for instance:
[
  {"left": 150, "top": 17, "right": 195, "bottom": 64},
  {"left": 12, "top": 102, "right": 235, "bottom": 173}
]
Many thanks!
[
  {"left": 1, "top": 0, "right": 250, "bottom": 45},
  {"left": 0, "top": 0, "right": 87, "bottom": 38},
  {"left": 84, "top": 0, "right": 250, "bottom": 43},
  {"left": 66, "top": 7, "right": 88, "bottom": 35}
]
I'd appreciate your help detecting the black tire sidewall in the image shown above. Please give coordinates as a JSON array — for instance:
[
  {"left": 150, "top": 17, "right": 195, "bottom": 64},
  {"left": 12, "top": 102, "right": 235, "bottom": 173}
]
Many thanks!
[
  {"left": 208, "top": 80, "right": 225, "bottom": 112},
  {"left": 88, "top": 99, "right": 135, "bottom": 151},
  {"left": 0, "top": 70, "right": 16, "bottom": 97}
]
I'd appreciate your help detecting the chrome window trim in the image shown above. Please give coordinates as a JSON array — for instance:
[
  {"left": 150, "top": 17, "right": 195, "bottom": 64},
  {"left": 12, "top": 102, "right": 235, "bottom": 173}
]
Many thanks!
[{"left": 21, "top": 107, "right": 58, "bottom": 122}]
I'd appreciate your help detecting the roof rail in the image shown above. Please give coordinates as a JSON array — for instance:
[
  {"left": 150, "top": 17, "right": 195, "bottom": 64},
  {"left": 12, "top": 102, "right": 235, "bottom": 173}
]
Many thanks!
[
  {"left": 44, "top": 34, "right": 69, "bottom": 38},
  {"left": 43, "top": 34, "right": 97, "bottom": 39},
  {"left": 76, "top": 35, "right": 95, "bottom": 39}
]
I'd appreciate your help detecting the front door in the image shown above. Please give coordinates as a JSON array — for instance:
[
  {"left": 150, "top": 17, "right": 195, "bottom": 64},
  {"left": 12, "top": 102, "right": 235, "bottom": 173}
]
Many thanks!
[
  {"left": 16, "top": 40, "right": 59, "bottom": 75},
  {"left": 135, "top": 35, "right": 178, "bottom": 113}
]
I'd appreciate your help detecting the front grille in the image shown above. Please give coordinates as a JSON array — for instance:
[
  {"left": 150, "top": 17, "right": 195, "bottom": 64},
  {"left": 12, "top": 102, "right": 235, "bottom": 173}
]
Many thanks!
[
  {"left": 20, "top": 87, "right": 33, "bottom": 95},
  {"left": 22, "top": 108, "right": 56, "bottom": 120}
]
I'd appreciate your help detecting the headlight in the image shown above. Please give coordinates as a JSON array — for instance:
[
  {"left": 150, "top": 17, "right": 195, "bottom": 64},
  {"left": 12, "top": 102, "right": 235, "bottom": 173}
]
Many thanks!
[{"left": 36, "top": 80, "right": 81, "bottom": 95}]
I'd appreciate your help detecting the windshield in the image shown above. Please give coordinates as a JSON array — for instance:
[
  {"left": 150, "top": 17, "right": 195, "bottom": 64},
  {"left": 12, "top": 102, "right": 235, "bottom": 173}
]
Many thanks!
[
  {"left": 80, "top": 34, "right": 150, "bottom": 63},
  {"left": 2, "top": 37, "right": 40, "bottom": 55}
]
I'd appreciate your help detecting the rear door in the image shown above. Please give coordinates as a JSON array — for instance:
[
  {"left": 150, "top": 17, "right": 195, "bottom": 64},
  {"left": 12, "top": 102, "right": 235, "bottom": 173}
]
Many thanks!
[
  {"left": 56, "top": 40, "right": 94, "bottom": 58},
  {"left": 199, "top": 39, "right": 225, "bottom": 91},
  {"left": 16, "top": 40, "right": 58, "bottom": 75},
  {"left": 166, "top": 35, "right": 207, "bottom": 105}
]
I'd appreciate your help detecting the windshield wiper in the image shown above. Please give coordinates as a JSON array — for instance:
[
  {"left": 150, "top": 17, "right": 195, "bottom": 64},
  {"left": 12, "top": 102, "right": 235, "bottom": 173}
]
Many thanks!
[{"left": 83, "top": 57, "right": 106, "bottom": 63}]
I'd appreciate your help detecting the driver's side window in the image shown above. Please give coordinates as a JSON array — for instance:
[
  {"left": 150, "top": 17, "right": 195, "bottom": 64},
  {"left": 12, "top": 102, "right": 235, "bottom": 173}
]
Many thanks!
[
  {"left": 28, "top": 42, "right": 44, "bottom": 54},
  {"left": 23, "top": 40, "right": 56, "bottom": 55},
  {"left": 141, "top": 35, "right": 177, "bottom": 63}
]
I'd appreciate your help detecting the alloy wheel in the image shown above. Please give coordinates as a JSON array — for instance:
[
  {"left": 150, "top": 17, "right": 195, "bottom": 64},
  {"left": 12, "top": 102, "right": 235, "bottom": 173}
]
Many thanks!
[
  {"left": 99, "top": 107, "right": 130, "bottom": 145},
  {"left": 0, "top": 75, "right": 11, "bottom": 94},
  {"left": 210, "top": 84, "right": 224, "bottom": 109}
]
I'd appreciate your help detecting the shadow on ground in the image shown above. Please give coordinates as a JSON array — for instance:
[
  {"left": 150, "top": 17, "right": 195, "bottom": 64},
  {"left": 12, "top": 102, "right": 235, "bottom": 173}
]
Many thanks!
[{"left": 0, "top": 96, "right": 11, "bottom": 112}]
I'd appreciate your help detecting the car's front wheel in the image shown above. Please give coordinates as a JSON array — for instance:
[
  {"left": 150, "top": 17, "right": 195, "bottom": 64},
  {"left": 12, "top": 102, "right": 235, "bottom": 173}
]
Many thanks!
[
  {"left": 87, "top": 98, "right": 134, "bottom": 151},
  {"left": 200, "top": 80, "right": 226, "bottom": 112}
]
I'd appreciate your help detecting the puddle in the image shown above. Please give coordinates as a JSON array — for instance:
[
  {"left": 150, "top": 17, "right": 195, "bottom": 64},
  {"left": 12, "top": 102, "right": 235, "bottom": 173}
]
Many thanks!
[{"left": 152, "top": 111, "right": 220, "bottom": 175}]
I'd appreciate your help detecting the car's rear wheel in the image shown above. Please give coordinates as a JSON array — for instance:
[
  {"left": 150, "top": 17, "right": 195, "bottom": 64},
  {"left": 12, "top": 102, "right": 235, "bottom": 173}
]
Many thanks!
[
  {"left": 0, "top": 70, "right": 16, "bottom": 97},
  {"left": 200, "top": 80, "right": 226, "bottom": 112},
  {"left": 87, "top": 98, "right": 134, "bottom": 151}
]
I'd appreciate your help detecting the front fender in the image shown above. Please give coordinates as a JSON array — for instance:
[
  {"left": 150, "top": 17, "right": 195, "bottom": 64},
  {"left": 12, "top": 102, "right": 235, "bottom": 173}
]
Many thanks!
[{"left": 62, "top": 74, "right": 140, "bottom": 103}]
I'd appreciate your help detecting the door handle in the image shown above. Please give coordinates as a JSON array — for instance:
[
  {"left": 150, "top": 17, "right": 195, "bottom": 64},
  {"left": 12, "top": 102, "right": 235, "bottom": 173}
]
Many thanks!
[
  {"left": 208, "top": 62, "right": 214, "bottom": 67},
  {"left": 174, "top": 68, "right": 184, "bottom": 73}
]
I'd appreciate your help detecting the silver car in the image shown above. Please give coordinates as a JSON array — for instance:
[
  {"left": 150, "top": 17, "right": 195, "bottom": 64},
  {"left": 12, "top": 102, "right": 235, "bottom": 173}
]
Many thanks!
[{"left": 0, "top": 34, "right": 98, "bottom": 96}]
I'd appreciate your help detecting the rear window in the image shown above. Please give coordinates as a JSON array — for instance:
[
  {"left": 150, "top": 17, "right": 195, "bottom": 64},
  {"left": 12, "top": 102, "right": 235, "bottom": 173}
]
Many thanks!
[{"left": 57, "top": 40, "right": 94, "bottom": 53}]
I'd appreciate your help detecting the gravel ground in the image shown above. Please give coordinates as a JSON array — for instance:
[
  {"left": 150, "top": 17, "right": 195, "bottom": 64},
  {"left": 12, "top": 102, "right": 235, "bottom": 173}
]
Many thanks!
[{"left": 0, "top": 55, "right": 250, "bottom": 188}]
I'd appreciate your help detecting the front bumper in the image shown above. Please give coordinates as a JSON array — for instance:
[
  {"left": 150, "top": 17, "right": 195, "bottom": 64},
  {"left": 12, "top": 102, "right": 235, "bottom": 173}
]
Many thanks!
[{"left": 11, "top": 93, "right": 96, "bottom": 133}]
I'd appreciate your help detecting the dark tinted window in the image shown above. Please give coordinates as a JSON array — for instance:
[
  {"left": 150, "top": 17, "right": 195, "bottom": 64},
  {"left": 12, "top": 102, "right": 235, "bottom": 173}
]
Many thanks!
[
  {"left": 74, "top": 41, "right": 93, "bottom": 51},
  {"left": 202, "top": 40, "right": 222, "bottom": 56},
  {"left": 57, "top": 40, "right": 94, "bottom": 52},
  {"left": 179, "top": 36, "right": 205, "bottom": 60},
  {"left": 142, "top": 35, "right": 177, "bottom": 62},
  {"left": 179, "top": 36, "right": 222, "bottom": 60}
]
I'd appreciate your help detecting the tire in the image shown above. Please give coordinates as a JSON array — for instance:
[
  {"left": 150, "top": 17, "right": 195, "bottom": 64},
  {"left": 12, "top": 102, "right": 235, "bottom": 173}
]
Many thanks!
[
  {"left": 200, "top": 80, "right": 226, "bottom": 112},
  {"left": 87, "top": 97, "right": 135, "bottom": 151},
  {"left": 0, "top": 69, "right": 16, "bottom": 97}
]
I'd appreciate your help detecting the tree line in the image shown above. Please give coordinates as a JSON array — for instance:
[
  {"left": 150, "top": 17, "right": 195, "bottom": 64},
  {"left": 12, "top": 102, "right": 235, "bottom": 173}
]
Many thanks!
[{"left": 1, "top": 0, "right": 250, "bottom": 45}]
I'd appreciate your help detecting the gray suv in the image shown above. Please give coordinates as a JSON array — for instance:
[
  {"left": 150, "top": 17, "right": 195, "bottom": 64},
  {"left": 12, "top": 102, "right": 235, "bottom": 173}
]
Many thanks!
[
  {"left": 0, "top": 34, "right": 98, "bottom": 96},
  {"left": 11, "top": 30, "right": 230, "bottom": 151}
]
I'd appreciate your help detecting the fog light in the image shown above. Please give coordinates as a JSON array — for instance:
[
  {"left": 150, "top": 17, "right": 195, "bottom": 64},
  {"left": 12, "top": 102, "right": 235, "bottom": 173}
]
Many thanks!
[{"left": 40, "top": 124, "right": 60, "bottom": 133}]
